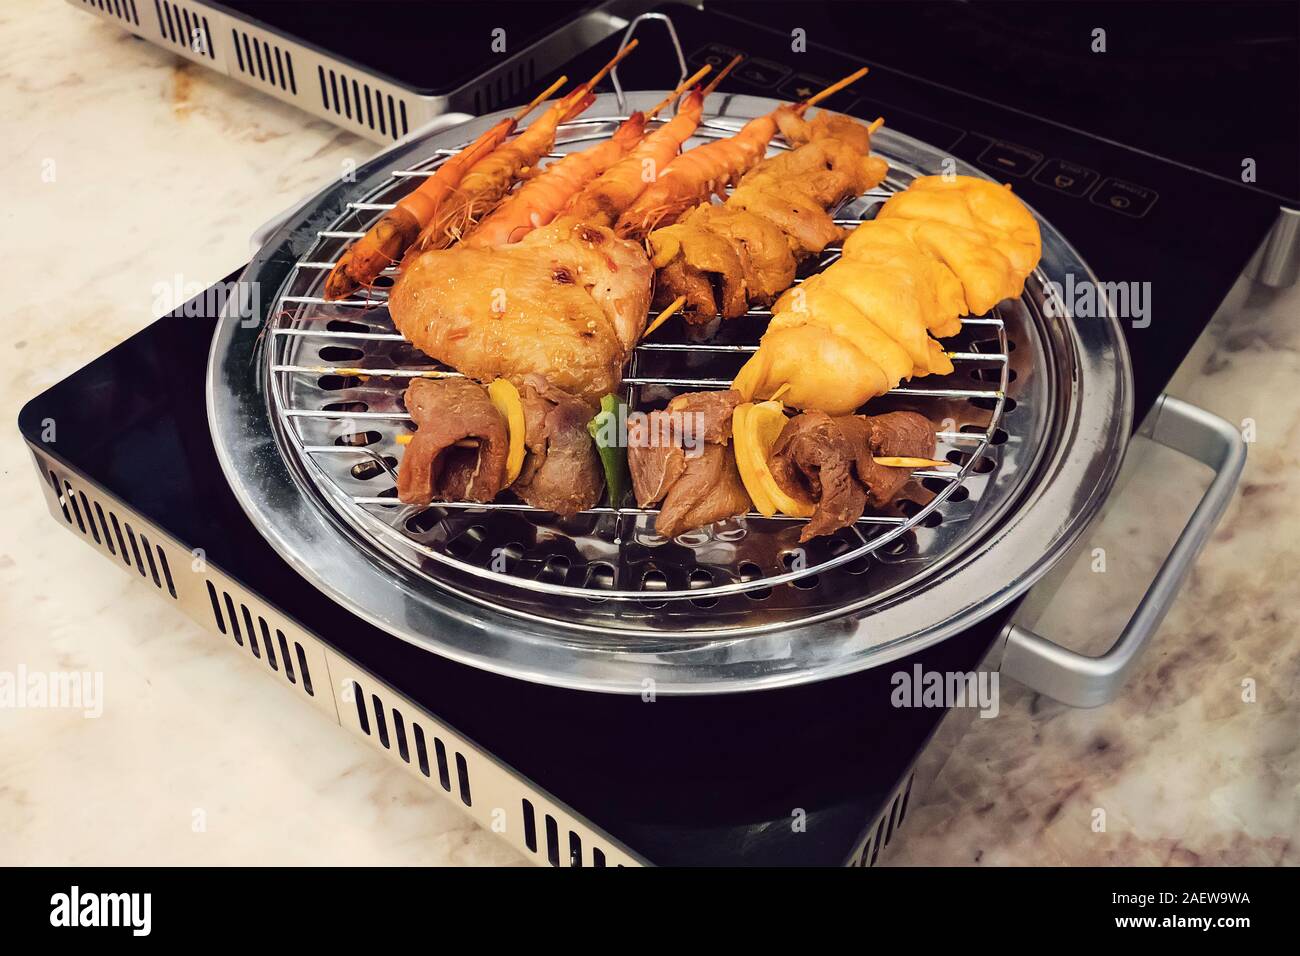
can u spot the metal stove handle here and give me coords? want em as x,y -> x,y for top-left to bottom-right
1000,395 -> 1246,708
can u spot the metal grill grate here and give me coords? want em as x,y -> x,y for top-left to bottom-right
257,110 -> 1044,633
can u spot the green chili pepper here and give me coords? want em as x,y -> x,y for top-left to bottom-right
587,393 -> 628,508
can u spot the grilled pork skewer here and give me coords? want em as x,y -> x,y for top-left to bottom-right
613,67 -> 869,240
648,111 -> 888,324
625,389 -> 937,541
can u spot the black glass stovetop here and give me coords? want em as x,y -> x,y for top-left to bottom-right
545,3 -> 1288,422
21,2 -> 1291,866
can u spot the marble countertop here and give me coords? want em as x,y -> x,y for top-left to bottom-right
1,1 -> 1295,866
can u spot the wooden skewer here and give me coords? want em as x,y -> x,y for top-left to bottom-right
873,456 -> 951,469
642,295 -> 686,339
646,64 -> 714,120
798,66 -> 869,111
579,39 -> 640,96
513,76 -> 568,121
700,54 -> 743,97
394,433 -> 479,450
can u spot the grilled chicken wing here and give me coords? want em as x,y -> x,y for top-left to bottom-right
390,220 -> 652,407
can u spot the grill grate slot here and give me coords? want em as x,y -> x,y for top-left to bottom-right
231,29 -> 295,91
153,0 -> 212,58
853,772 -> 914,867
348,683 -> 467,799
316,65 -> 405,140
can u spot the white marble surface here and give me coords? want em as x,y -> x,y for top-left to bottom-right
1,0 -> 1296,867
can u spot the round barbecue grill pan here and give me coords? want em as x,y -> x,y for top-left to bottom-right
208,91 -> 1135,694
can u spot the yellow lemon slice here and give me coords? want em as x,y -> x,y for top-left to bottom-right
732,401 -> 816,518
487,378 -> 526,485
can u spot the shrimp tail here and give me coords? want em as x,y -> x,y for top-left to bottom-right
323,118 -> 511,299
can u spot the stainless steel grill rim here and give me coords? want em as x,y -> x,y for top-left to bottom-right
208,91 -> 1133,693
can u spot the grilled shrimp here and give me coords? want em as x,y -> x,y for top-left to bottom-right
614,67 -> 868,240
613,108 -> 790,240
560,58 -> 735,227
322,112 -> 520,300
406,42 -> 639,258
465,113 -> 649,247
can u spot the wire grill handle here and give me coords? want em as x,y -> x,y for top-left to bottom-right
1001,395 -> 1246,707
610,11 -> 689,115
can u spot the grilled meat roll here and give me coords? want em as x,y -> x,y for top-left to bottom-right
398,374 -> 603,518
628,389 -> 750,539
513,376 -> 604,516
769,410 -> 935,542
397,378 -> 511,505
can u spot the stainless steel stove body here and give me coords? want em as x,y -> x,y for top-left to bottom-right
25,6 -> 1282,865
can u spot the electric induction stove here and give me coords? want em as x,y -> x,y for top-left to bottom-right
22,1 -> 1291,866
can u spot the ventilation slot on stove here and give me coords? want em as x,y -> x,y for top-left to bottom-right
230,29 -> 297,94
317,66 -> 408,141
851,772 -> 914,867
348,680 -> 471,806
84,0 -> 141,26
471,58 -> 537,115
46,468 -> 177,600
152,0 -> 215,59
519,798 -> 617,867
204,582 -> 315,696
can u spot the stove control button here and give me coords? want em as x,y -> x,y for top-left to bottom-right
690,43 -> 746,73
735,56 -> 792,89
977,140 -> 1043,178
778,73 -> 858,113
1091,177 -> 1159,218
1033,158 -> 1099,198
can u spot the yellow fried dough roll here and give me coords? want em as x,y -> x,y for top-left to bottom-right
734,174 -> 1041,414
733,324 -> 890,416
769,285 -> 913,384
838,220 -> 966,335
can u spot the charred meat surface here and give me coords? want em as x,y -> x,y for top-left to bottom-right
397,378 -> 510,505
513,376 -> 604,516
770,410 -> 935,541
628,389 -> 750,539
